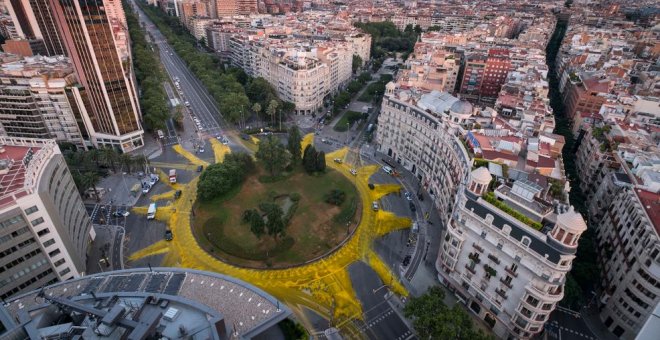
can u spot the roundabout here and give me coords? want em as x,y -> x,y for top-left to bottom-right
128,134 -> 412,337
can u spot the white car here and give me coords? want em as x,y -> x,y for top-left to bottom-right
382,166 -> 393,175
350,168 -> 357,176
404,192 -> 413,201
199,147 -> 205,153
371,201 -> 379,211
142,184 -> 151,194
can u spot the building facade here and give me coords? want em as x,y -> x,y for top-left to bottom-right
4,0 -> 66,56
49,0 -> 144,152
595,187 -> 660,339
0,137 -> 94,300
0,54 -> 87,148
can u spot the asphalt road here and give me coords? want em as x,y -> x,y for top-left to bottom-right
347,262 -> 415,340
131,0 -> 224,139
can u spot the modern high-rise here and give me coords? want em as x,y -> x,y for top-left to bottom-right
4,0 -> 67,56
0,137 -> 94,301
48,0 -> 143,152
216,0 -> 257,18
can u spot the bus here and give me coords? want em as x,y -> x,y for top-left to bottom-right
147,203 -> 157,220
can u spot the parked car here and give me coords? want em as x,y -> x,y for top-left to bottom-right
382,166 -> 393,175
197,165 -> 203,172
113,209 -> 129,217
142,184 -> 151,194
404,192 -> 413,201
165,230 -> 173,241
372,201 -> 379,211
350,168 -> 357,176
174,190 -> 182,199
333,158 -> 342,164
409,202 -> 416,212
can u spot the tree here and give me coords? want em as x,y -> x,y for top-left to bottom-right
197,153 -> 254,201
82,171 -> 101,201
99,148 -> 119,172
358,72 -> 372,83
303,145 -> 315,173
255,135 -> 289,176
352,54 -> 363,74
252,102 -> 262,117
316,150 -> 326,172
266,99 -> 279,127
404,287 -> 493,340
243,209 -> 265,238
347,80 -> 362,94
218,92 -> 250,123
287,126 -> 302,165
264,203 -> 286,239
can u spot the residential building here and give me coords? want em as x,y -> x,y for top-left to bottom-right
574,127 -> 621,202
595,187 -> 660,339
0,54 -> 87,148
217,0 -> 257,18
48,0 -> 144,152
460,49 -> 512,104
0,268 -> 291,339
0,137 -> 94,301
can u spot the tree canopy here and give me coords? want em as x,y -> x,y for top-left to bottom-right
287,126 -> 302,165
197,153 -> 255,201
404,287 -> 493,340
255,135 -> 289,176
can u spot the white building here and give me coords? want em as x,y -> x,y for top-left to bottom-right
0,137 -> 94,300
376,83 -> 585,339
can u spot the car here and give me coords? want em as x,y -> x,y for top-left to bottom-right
240,133 -> 250,140
409,202 -> 416,212
372,201 -> 379,211
165,230 -> 173,241
197,165 -> 203,172
350,168 -> 357,176
221,137 -> 229,145
142,184 -> 151,194
149,178 -> 158,186
402,255 -> 411,266
382,166 -> 393,175
404,192 -> 412,201
184,101 -> 190,106
174,190 -> 182,199
333,158 -> 342,164
113,210 -> 130,217
199,147 -> 205,153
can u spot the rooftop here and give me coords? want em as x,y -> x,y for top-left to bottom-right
0,268 -> 291,340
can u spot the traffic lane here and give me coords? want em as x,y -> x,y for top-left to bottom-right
547,309 -> 596,340
373,231 -> 409,273
348,261 -> 412,340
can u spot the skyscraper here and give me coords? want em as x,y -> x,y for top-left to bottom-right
5,0 -> 66,56
48,0 -> 143,152
4,0 -> 144,152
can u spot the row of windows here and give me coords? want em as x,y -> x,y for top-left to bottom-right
0,248 -> 42,274
0,258 -> 49,287
0,215 -> 26,230
0,269 -> 55,300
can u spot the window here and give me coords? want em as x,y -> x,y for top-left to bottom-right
521,236 -> 531,247
53,259 -> 65,267
24,206 -> 38,215
37,228 -> 50,237
59,268 -> 71,276
526,295 -> 539,307
43,239 -> 55,247
49,249 -> 61,257
31,217 -> 44,226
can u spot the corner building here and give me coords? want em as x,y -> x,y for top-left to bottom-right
376,84 -> 586,339
0,137 -> 94,300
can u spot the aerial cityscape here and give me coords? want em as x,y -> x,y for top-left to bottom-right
0,0 -> 657,339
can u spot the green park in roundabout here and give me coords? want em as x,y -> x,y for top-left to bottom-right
193,146 -> 360,268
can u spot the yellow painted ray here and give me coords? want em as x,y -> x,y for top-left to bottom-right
209,138 -> 231,163
128,240 -> 171,261
173,144 -> 208,166
301,133 -> 314,152
131,206 -> 148,215
366,249 -> 408,297
151,190 -> 176,201
375,211 -> 412,237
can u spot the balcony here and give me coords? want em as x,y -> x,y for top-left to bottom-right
465,263 -> 477,275
488,254 -> 501,265
468,253 -> 481,264
495,288 -> 508,299
500,277 -> 513,289
505,266 -> 519,278
472,243 -> 484,252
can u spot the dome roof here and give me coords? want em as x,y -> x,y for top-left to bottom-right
471,167 -> 492,185
450,100 -> 473,115
556,206 -> 587,233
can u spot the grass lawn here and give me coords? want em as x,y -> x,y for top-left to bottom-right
194,166 -> 359,268
333,111 -> 363,132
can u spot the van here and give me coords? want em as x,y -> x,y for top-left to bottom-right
147,203 -> 157,220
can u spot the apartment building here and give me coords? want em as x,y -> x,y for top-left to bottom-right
0,137 -> 94,300
438,170 -> 586,339
574,127 -> 621,202
217,0 -> 257,18
595,187 -> 659,339
0,54 -> 87,148
460,49 -> 513,103
398,47 -> 460,93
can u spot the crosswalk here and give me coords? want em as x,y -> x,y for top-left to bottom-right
149,161 -> 197,171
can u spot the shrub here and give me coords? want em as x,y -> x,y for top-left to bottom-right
290,192 -> 301,201
324,189 -> 346,206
